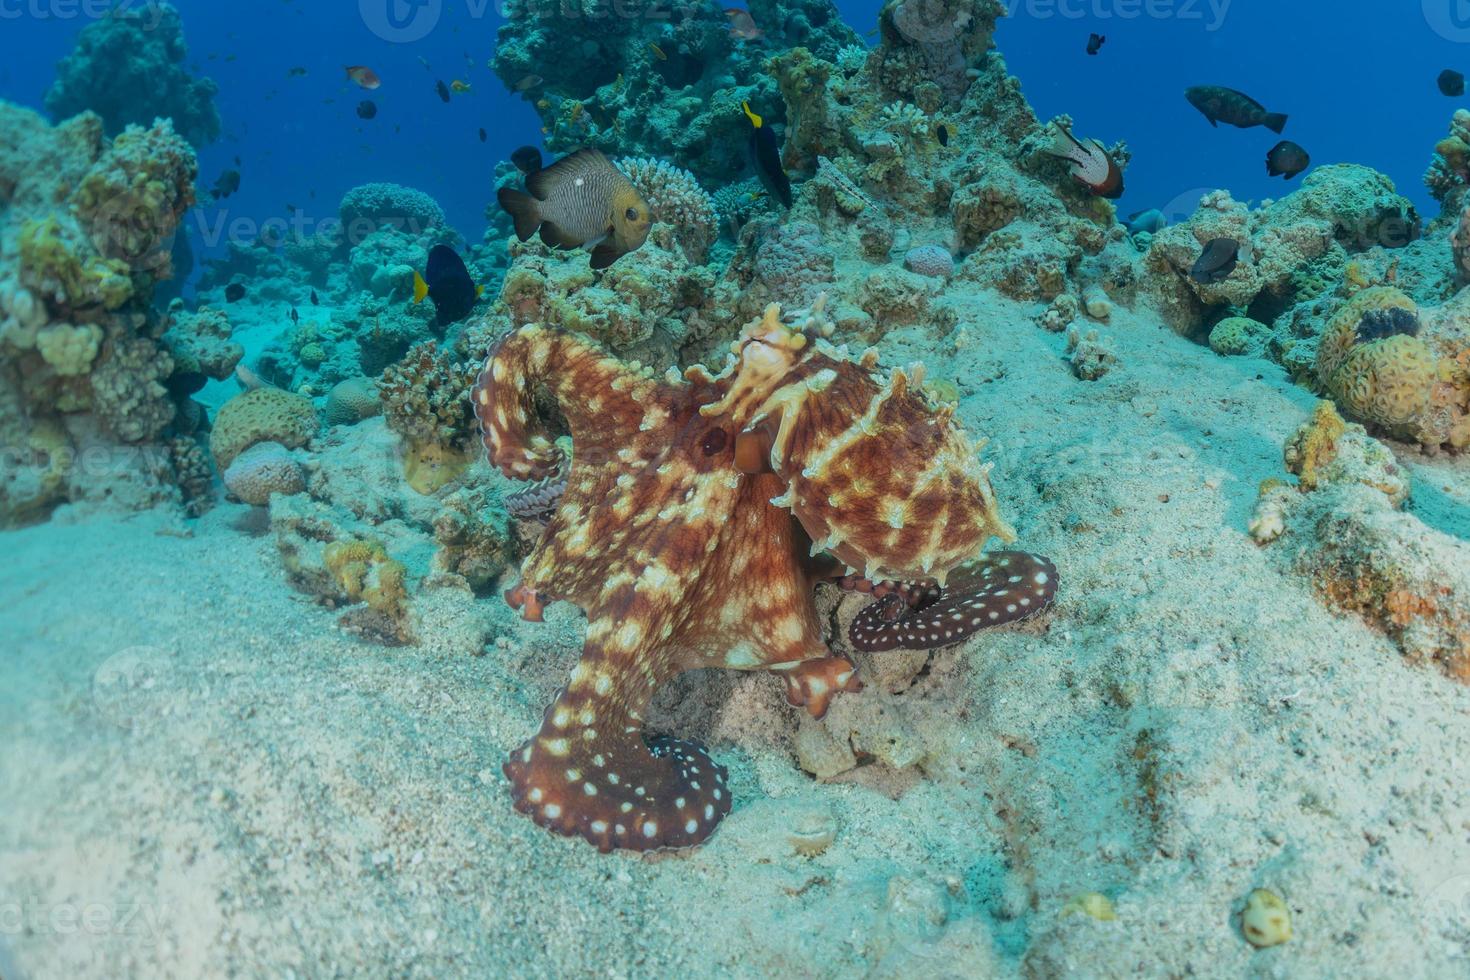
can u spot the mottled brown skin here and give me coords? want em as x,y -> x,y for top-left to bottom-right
473,302 -> 1014,852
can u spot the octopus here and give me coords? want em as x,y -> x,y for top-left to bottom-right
473,299 -> 1056,852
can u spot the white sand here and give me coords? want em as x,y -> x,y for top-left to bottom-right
2,294 -> 1469,977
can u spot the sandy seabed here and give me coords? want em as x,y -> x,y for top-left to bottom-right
3,292 -> 1470,978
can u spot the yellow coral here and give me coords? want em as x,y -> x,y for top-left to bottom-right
323,539 -> 408,620
1315,287 -> 1415,382
209,387 -> 318,469
35,323 -> 103,376
1283,401 -> 1346,491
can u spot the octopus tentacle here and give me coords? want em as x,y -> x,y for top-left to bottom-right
848,551 -> 1058,652
473,324 -> 665,481
503,641 -> 731,853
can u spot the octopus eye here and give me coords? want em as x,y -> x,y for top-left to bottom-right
701,428 -> 728,456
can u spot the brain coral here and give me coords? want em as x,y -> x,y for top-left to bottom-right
210,388 -> 319,469
903,244 -> 955,278
325,377 -> 383,426
616,157 -> 718,263
1316,287 -> 1470,450
223,441 -> 306,506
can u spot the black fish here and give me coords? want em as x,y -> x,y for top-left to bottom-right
310,289 -> 320,306
1265,140 -> 1310,180
511,145 -> 543,175
1190,238 -> 1240,285
224,282 -> 245,302
290,307 -> 299,325
436,79 -> 450,103
1185,86 -> 1287,134
211,169 -> 241,200
413,244 -> 482,326
1086,33 -> 1105,55
742,101 -> 792,208
479,128 -> 488,143
935,123 -> 949,146
1439,69 -> 1465,97
357,100 -> 378,119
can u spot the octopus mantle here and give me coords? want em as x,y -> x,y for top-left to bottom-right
473,300 -> 1049,852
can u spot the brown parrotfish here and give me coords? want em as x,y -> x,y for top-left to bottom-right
1185,86 -> 1287,134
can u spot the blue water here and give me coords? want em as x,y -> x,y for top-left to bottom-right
0,1 -> 1460,249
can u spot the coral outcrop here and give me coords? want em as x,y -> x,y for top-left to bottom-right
1254,403 -> 1470,681
1313,287 -> 1470,451
43,2 -> 220,147
0,101 -> 205,524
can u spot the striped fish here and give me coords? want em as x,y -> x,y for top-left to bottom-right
1044,122 -> 1124,199
497,148 -> 652,269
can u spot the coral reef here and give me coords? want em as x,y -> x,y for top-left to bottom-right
1146,167 -> 1421,335
473,299 -> 1048,852
0,101 -> 203,524
491,0 -> 860,187
378,341 -> 481,494
43,3 -> 220,147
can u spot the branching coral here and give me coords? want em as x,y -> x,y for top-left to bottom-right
378,341 -> 481,494
616,157 -> 719,263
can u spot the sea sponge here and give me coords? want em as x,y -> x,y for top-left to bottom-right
324,376 -> 382,426
222,441 -> 306,506
210,387 -> 318,469
35,323 -> 103,376
616,157 -> 718,263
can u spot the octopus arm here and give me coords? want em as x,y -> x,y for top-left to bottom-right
504,586 -> 732,852
848,551 -> 1057,652
473,324 -> 667,482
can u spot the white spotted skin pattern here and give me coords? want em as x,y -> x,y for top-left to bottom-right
848,552 -> 1058,652
471,306 -> 1023,852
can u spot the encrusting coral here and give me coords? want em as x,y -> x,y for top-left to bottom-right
472,298 -> 1054,852
378,341 -> 481,494
1254,402 -> 1469,681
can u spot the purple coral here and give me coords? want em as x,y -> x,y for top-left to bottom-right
755,221 -> 835,306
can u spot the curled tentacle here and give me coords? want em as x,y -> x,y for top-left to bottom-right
848,551 -> 1057,652
505,474 -> 567,525
504,646 -> 732,853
